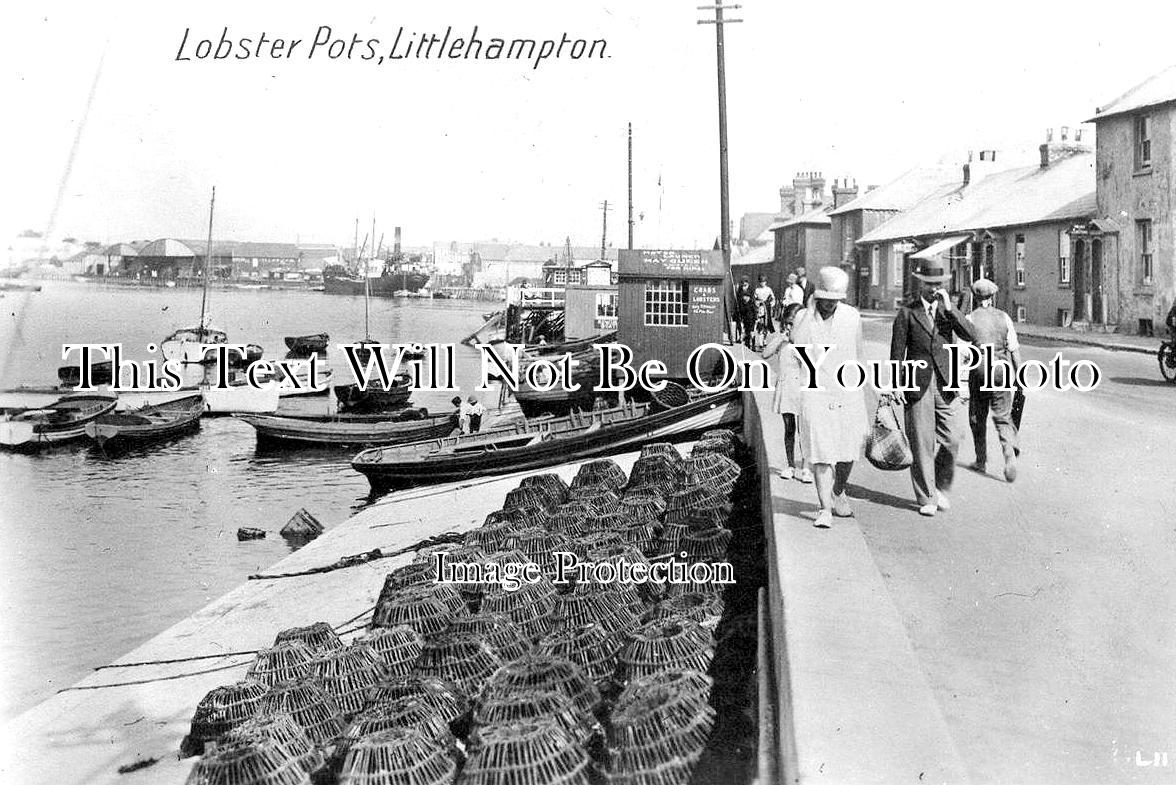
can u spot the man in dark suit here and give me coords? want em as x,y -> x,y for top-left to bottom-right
890,256 -> 977,516
796,266 -> 816,307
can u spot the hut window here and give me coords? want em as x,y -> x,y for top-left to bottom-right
644,280 -> 689,326
595,292 -> 618,318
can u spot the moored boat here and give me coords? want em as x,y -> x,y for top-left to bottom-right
334,373 -> 413,413
57,360 -> 114,388
0,392 -> 118,449
350,386 -> 741,490
83,394 -> 204,450
284,333 -> 330,355
235,409 -> 456,447
202,382 -> 280,414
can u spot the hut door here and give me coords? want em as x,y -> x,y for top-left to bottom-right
1072,239 -> 1086,321
1091,239 -> 1104,324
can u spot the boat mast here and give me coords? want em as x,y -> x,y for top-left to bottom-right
199,186 -> 216,338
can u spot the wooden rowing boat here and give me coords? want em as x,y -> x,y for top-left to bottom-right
83,394 -> 204,450
235,409 -> 457,447
350,387 -> 741,490
0,392 -> 118,449
334,373 -> 413,413
284,333 -> 329,355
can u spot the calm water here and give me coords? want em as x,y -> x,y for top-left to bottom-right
0,282 -> 492,720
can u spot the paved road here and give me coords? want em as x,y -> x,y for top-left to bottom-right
828,314 -> 1176,784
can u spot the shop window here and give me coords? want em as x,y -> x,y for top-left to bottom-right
644,280 -> 689,326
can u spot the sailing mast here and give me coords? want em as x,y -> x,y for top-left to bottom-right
199,186 -> 216,338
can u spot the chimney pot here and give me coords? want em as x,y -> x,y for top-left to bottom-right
1046,127 -> 1054,142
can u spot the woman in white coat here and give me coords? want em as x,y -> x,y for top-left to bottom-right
789,266 -> 869,528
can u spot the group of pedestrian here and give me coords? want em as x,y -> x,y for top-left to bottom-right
735,266 -> 815,351
450,395 -> 485,434
767,259 -> 1024,528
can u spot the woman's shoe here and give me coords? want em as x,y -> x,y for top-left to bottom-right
778,466 -> 795,480
918,503 -> 937,517
796,468 -> 814,484
813,509 -> 833,528
832,493 -> 854,517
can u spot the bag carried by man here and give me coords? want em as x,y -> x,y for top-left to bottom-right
866,392 -> 913,471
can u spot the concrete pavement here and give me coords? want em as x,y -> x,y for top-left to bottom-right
764,327 -> 1176,784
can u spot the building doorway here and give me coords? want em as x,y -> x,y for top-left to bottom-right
1073,239 -> 1086,321
1091,239 -> 1103,324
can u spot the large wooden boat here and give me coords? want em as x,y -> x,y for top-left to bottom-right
284,333 -> 329,355
334,373 -> 413,413
57,360 -> 113,388
83,394 -> 204,450
350,387 -> 741,490
0,392 -> 118,449
235,409 -> 457,447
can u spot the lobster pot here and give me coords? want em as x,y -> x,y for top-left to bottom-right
380,561 -> 441,596
312,645 -> 391,718
625,456 -> 683,496
338,727 -> 457,785
548,588 -> 638,639
473,689 -> 597,746
447,613 -> 533,663
570,459 -> 628,492
583,546 -> 661,605
566,484 -> 621,516
546,500 -> 594,537
699,429 -> 737,446
507,503 -> 553,530
221,712 -> 323,773
569,531 -> 626,560
479,581 -> 557,643
353,626 -> 425,678
518,473 -> 571,506
185,735 -> 317,785
680,454 -> 741,495
688,439 -> 734,461
338,698 -> 459,759
365,675 -> 470,724
413,632 -> 504,695
504,485 -> 558,515
508,529 -> 575,577
247,641 -> 318,688
617,519 -> 659,557
415,543 -> 486,567
680,526 -> 732,563
536,623 -> 621,688
656,522 -> 688,558
372,585 -> 456,637
275,622 -> 343,656
607,678 -> 716,782
614,619 -> 715,687
479,653 -> 601,716
637,442 -> 684,465
460,719 -> 589,785
617,492 -> 668,524
663,487 -> 730,526
643,593 -> 724,632
259,680 -> 348,746
464,520 -> 524,553
184,680 -> 268,755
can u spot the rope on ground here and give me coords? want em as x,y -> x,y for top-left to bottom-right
61,659 -> 251,692
247,532 -> 465,580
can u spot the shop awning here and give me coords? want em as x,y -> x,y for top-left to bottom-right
911,235 -> 970,260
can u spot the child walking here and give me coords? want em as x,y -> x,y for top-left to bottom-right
762,303 -> 813,483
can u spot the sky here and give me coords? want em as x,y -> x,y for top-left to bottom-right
3,0 -> 1176,252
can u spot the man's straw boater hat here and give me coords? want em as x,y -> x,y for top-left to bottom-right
912,257 -> 951,283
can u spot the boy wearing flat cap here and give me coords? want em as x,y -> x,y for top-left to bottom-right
965,278 -> 1021,481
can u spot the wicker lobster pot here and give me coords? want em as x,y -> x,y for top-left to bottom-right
680,454 -> 741,495
473,688 -> 597,746
446,613 -> 533,664
257,679 -> 347,746
642,593 -> 724,632
569,531 -> 626,561
365,675 -> 470,723
479,580 -> 558,643
545,500 -> 595,537
312,644 -> 390,718
337,727 -> 457,785
246,641 -> 318,688
535,623 -> 621,688
463,522 -> 520,554
625,456 -> 683,496
274,621 -> 343,656
411,631 -> 504,695
680,526 -> 732,563
637,442 -> 684,465
183,680 -> 268,755
548,587 -> 639,639
566,484 -> 621,516
372,584 -> 457,637
185,734 -> 317,785
506,528 -> 575,577
662,487 -> 730,525
479,653 -> 601,716
336,697 -> 459,760
519,472 -> 571,503
352,626 -> 425,678
607,672 -> 716,780
504,485 -> 558,515
460,719 -> 590,785
415,542 -> 486,567
220,712 -> 323,774
570,459 -> 628,491
614,619 -> 715,687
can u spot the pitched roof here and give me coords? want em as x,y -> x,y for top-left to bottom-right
730,242 -> 776,267
858,152 -> 1095,244
826,166 -> 960,216
769,205 -> 831,231
1088,65 -> 1176,121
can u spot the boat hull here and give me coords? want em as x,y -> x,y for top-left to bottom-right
0,393 -> 119,449
351,389 -> 741,489
83,394 -> 205,450
202,384 -> 280,414
236,412 -> 456,447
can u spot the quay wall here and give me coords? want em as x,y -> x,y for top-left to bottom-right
744,389 -> 970,784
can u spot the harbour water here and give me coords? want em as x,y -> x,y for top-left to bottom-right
0,282 -> 492,720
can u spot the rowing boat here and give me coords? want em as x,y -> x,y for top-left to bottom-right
334,373 -> 413,413
0,392 -> 118,449
284,333 -> 329,355
350,386 -> 741,490
235,409 -> 457,447
83,394 -> 204,450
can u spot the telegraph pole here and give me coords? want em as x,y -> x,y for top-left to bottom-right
627,123 -> 635,250
599,200 -> 612,261
698,2 -> 741,266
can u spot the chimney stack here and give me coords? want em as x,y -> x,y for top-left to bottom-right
1039,126 -> 1091,168
394,226 -> 402,255
962,150 -> 999,187
832,177 -> 859,208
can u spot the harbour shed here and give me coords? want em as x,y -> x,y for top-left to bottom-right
563,281 -> 618,338
617,249 -> 727,379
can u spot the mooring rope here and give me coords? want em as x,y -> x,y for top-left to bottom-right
247,532 -> 464,580
63,659 -> 251,692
